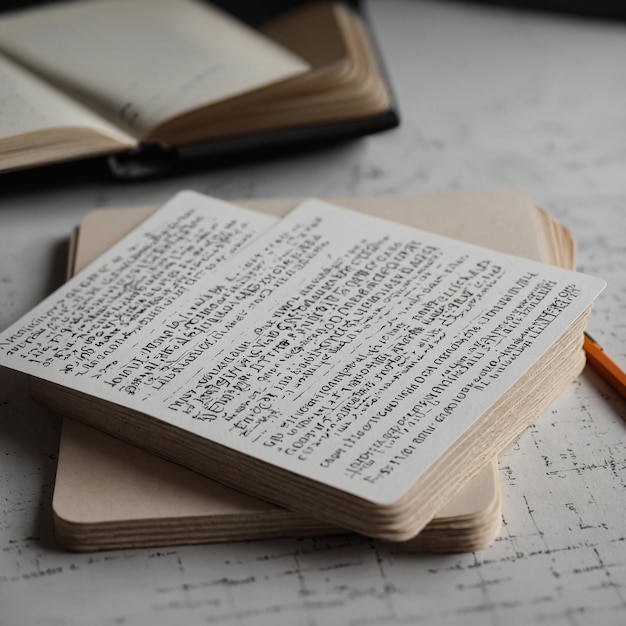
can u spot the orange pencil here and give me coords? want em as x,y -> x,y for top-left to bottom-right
583,333 -> 626,400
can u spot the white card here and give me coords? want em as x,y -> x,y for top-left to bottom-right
0,194 -> 605,504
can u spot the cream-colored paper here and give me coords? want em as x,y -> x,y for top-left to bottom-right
0,0 -> 308,136
0,53 -> 136,170
54,191 -> 523,553
54,420 -> 501,552
0,53 -> 134,144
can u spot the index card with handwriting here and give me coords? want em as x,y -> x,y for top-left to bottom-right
0,192 -> 604,537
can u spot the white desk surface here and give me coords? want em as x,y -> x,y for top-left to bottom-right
1,1 -> 625,624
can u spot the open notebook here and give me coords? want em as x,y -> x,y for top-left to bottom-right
50,190 -> 575,552
0,0 -> 398,177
